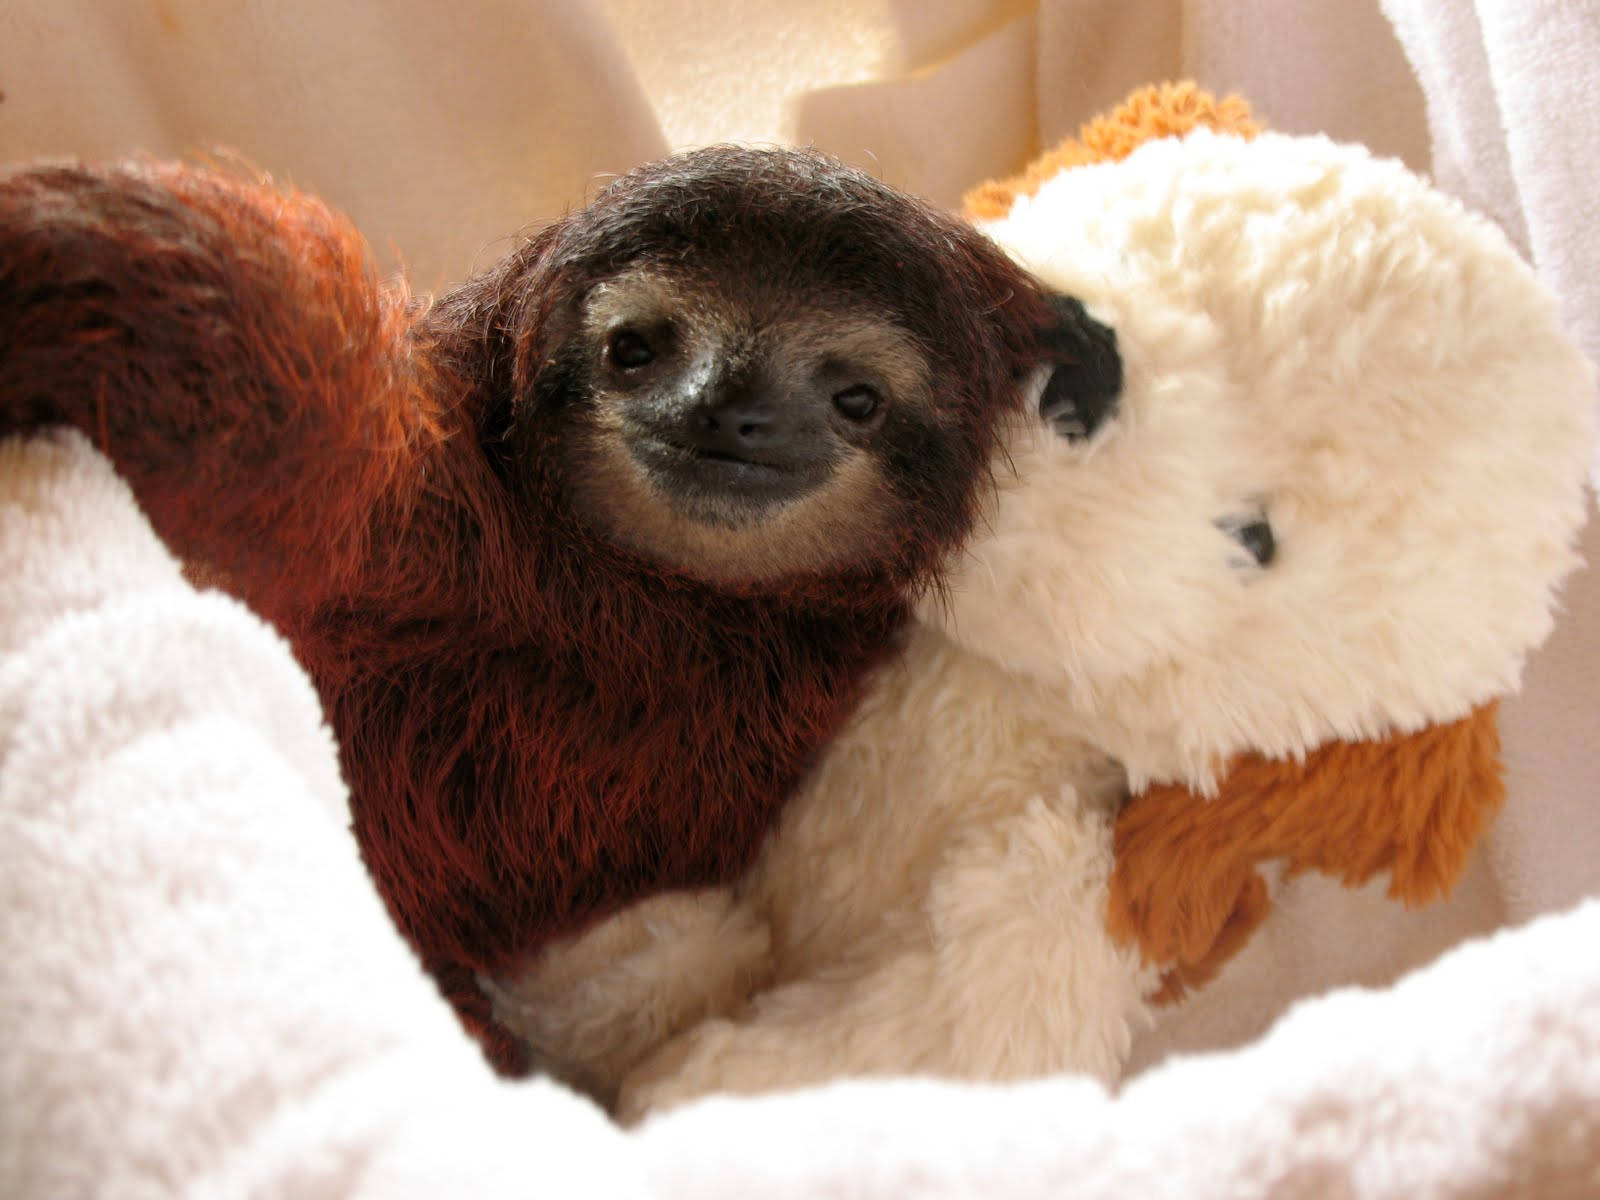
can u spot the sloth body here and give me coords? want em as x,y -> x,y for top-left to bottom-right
0,147 -> 1079,1063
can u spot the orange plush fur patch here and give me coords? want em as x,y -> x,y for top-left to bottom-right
962,81 -> 1260,221
1109,704 -> 1505,1002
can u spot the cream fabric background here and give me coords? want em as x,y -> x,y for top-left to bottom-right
0,0 -> 1429,287
2,0 -> 1595,1074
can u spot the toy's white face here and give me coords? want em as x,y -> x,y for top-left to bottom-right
926,132 -> 1594,788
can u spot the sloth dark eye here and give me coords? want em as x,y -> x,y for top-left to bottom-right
832,384 -> 880,422
608,329 -> 655,369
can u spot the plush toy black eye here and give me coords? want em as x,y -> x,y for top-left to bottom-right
1216,511 -> 1276,569
832,384 -> 880,421
609,329 -> 655,369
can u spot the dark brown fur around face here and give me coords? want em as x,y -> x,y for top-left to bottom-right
0,146 -> 1090,1069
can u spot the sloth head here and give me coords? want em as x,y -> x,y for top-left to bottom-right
449,145 -> 1106,588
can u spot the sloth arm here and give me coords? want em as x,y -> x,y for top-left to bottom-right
0,160 -> 461,619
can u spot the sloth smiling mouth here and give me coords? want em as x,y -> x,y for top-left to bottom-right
684,443 -> 770,467
632,435 -> 825,512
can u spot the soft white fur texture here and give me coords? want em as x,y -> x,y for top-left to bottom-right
495,130 -> 1596,1118
950,129 -> 1595,790
490,623 -> 1152,1111
608,630 -> 1153,1116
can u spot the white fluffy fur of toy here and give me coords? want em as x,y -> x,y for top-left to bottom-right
493,130 -> 1596,1118
952,130 -> 1594,792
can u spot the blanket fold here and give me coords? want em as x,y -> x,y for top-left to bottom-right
0,432 -> 640,1199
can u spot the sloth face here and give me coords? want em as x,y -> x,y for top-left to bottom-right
558,264 -> 942,583
480,144 -> 1109,587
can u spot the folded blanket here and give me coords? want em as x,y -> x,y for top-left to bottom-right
4,430 -> 1599,1198
0,432 -> 640,1197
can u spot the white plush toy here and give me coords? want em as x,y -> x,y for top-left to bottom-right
490,125 -> 1596,1120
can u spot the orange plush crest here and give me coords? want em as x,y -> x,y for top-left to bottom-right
963,81 -> 1260,221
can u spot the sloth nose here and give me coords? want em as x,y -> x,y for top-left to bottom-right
684,395 -> 786,459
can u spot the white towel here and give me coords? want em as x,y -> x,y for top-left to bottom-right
1383,0 -> 1600,375
0,431 -> 640,1198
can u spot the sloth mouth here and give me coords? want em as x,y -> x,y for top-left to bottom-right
631,436 -> 823,518
644,435 -> 790,474
685,444 -> 777,468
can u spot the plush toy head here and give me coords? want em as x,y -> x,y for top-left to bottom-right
949,126 -> 1593,788
944,89 -> 1595,994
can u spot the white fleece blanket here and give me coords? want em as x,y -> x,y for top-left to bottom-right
3,431 -> 1599,1199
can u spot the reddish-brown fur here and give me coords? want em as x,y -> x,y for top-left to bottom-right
0,149 -> 1068,1067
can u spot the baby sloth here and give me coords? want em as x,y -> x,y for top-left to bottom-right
0,145 -> 1099,1067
